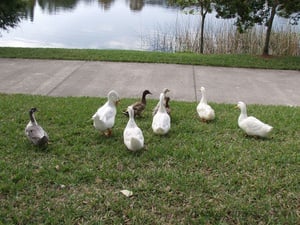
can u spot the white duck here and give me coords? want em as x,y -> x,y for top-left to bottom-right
197,87 -> 215,122
92,90 -> 120,136
25,107 -> 49,146
152,92 -> 171,135
236,101 -> 273,138
123,106 -> 144,151
152,88 -> 170,116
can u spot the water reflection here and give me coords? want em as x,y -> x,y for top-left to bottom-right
0,0 -> 176,49
98,0 -> 115,10
37,0 -> 79,13
34,0 -> 168,14
0,0 -> 170,26
0,0 -> 297,52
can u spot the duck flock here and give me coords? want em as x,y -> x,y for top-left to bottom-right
25,87 -> 273,150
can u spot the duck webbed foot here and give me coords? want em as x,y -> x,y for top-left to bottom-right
104,129 -> 112,137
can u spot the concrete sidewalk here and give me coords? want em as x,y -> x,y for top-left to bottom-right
0,58 -> 299,106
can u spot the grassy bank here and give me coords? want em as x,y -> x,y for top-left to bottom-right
0,93 -> 299,224
0,47 -> 299,70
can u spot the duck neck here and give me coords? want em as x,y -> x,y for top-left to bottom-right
108,99 -> 116,107
239,106 -> 248,121
128,109 -> 137,127
200,91 -> 207,104
158,94 -> 166,113
29,111 -> 37,124
165,98 -> 169,108
141,92 -> 148,105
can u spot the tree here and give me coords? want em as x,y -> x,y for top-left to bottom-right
173,0 -> 214,54
215,0 -> 300,55
0,0 -> 26,33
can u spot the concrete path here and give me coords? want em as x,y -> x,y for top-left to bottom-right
0,58 -> 299,106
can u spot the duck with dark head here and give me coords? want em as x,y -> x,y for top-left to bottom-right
25,107 -> 49,146
123,89 -> 152,117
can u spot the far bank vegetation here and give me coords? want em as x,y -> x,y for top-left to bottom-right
146,20 -> 299,56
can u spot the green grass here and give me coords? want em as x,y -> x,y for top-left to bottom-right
0,47 -> 299,70
0,93 -> 299,224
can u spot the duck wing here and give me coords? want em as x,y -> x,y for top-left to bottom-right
152,112 -> 170,134
240,116 -> 272,137
132,102 -> 145,116
25,124 -> 48,145
124,127 -> 144,151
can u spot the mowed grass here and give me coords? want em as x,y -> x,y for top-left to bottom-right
0,47 -> 300,70
0,93 -> 299,224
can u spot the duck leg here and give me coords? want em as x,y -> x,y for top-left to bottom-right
104,128 -> 112,137
198,117 -> 207,123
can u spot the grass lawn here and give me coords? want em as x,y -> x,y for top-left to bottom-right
0,47 -> 299,70
0,93 -> 299,224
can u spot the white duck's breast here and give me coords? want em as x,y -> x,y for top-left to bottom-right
197,103 -> 215,120
93,103 -> 116,130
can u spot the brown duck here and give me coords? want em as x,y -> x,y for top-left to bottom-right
123,90 -> 152,117
153,96 -> 171,116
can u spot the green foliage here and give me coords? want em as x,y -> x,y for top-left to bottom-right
215,0 -> 265,32
170,0 -> 214,53
0,0 -> 26,32
0,93 -> 299,224
214,0 -> 300,55
215,0 -> 300,31
171,0 -> 213,12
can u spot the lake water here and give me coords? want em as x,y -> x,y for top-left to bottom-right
0,0 -> 298,51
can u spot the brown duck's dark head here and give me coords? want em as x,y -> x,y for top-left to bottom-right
143,90 -> 152,96
141,90 -> 152,104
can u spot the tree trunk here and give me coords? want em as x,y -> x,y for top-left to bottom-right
200,10 -> 207,54
263,3 -> 277,56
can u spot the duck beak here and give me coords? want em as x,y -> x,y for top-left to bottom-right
116,100 -> 120,106
234,105 -> 239,109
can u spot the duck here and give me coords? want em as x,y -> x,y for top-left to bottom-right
25,107 -> 49,146
92,90 -> 120,136
123,90 -> 152,117
123,106 -> 144,151
197,87 -> 215,122
236,101 -> 273,138
152,92 -> 171,135
152,88 -> 170,116
165,96 -> 171,115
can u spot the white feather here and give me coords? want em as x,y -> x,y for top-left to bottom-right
123,106 -> 144,151
152,93 -> 171,135
237,101 -> 273,138
197,87 -> 215,121
25,108 -> 48,146
92,90 -> 119,132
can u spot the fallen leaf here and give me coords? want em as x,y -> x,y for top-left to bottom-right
120,190 -> 133,197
